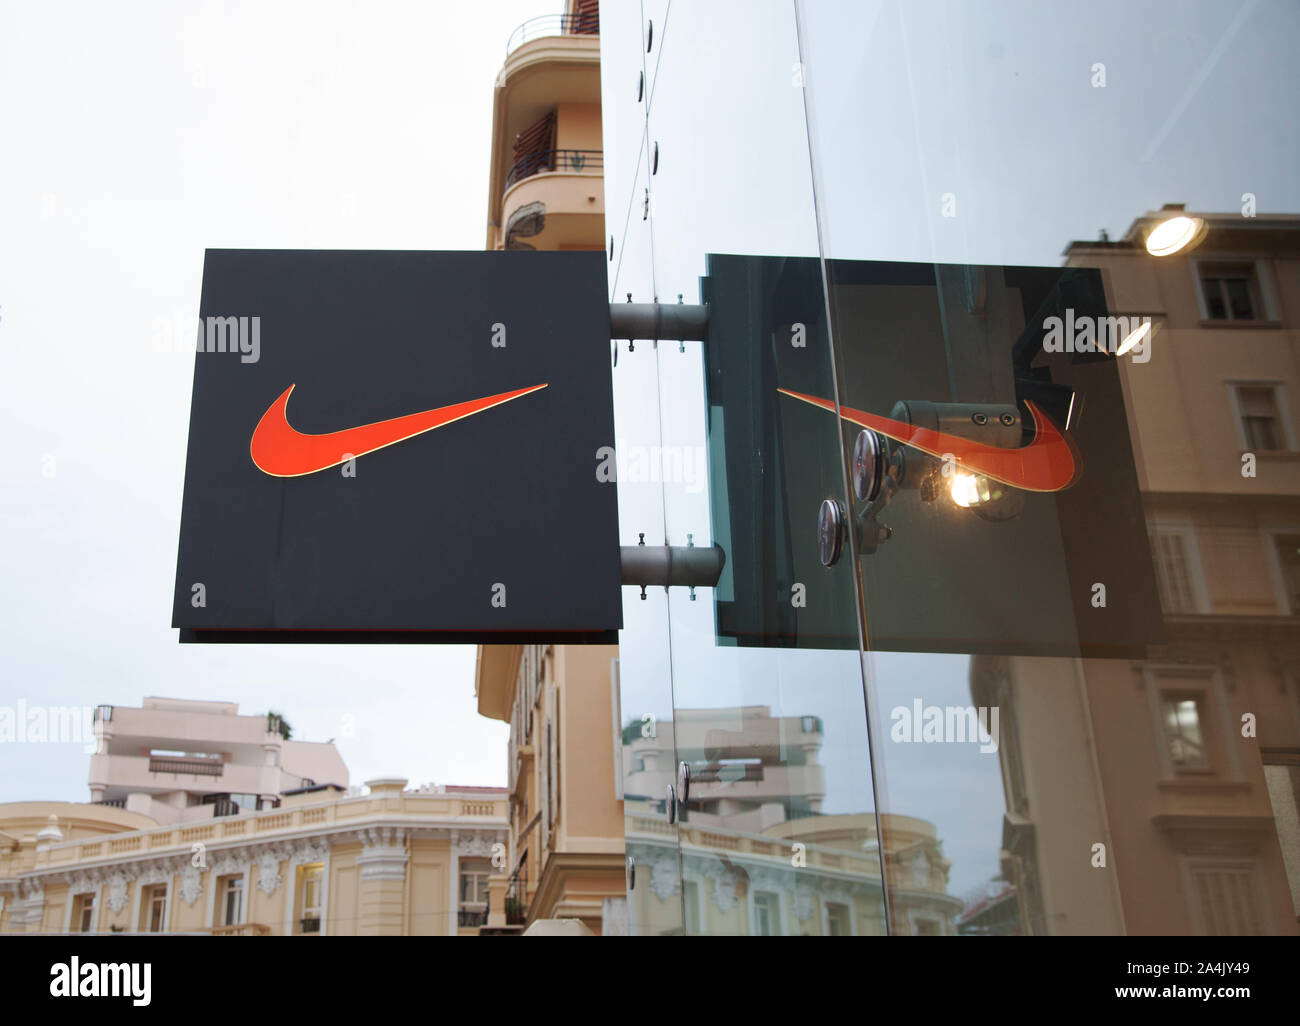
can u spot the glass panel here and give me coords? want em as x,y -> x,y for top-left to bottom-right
799,0 -> 1300,936
602,0 -> 684,936
640,0 -> 887,935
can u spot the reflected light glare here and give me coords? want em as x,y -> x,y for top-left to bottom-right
950,472 -> 990,508
1145,215 -> 1202,256
1115,320 -> 1152,356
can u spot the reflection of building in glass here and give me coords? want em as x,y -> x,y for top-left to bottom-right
956,877 -> 1021,936
973,208 -> 1300,935
626,708 -> 962,935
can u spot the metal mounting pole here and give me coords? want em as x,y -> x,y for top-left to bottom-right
610,302 -> 720,596
610,302 -> 709,342
620,543 -> 725,590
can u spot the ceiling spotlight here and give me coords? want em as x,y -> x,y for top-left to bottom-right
950,472 -> 993,509
1145,215 -> 1204,257
1114,319 -> 1152,357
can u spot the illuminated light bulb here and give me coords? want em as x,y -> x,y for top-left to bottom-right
950,471 -> 992,508
1115,319 -> 1152,357
1145,215 -> 1203,256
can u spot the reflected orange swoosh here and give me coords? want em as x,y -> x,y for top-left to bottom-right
777,389 -> 1079,492
250,383 -> 548,477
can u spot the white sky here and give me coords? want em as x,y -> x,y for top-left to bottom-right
0,0 -> 562,803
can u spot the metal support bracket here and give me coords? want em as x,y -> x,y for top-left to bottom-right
610,301 -> 709,345
620,542 -> 726,593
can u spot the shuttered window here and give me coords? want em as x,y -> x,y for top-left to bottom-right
1148,526 -> 1206,613
1188,862 -> 1264,935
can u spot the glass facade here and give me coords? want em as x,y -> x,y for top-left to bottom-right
603,0 -> 1300,935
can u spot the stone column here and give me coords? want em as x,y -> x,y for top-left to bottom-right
356,828 -> 408,935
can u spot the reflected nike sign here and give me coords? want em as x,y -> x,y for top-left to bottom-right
250,382 -> 548,477
778,388 -> 1079,492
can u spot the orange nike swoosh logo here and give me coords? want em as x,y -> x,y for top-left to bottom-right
250,383 -> 548,477
778,389 -> 1079,492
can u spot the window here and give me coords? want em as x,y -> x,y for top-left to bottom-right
1273,534 -> 1300,614
825,901 -> 851,936
1148,526 -> 1208,613
299,864 -> 322,933
1144,666 -> 1239,782
1161,695 -> 1209,770
459,860 -> 490,905
1233,385 -> 1285,451
752,891 -> 781,936
683,879 -> 701,933
1199,263 -> 1263,321
1186,860 -> 1265,935
140,884 -> 167,933
71,893 -> 95,933
219,874 -> 244,926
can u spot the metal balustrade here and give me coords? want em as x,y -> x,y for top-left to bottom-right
504,149 -> 603,192
505,10 -> 598,56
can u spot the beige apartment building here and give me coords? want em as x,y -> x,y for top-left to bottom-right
0,697 -> 506,936
487,0 -> 601,252
88,696 -> 347,821
975,207 -> 1300,935
475,644 -> 625,935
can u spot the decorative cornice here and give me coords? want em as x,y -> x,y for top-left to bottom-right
255,849 -> 285,896
356,828 -> 408,881
180,864 -> 202,905
12,820 -> 505,894
106,871 -> 129,913
451,830 -> 498,858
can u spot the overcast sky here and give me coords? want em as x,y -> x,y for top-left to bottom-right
0,0 -> 561,803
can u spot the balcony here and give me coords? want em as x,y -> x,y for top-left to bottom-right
500,149 -> 604,250
486,5 -> 601,251
210,923 -> 271,936
88,753 -> 277,799
505,867 -> 529,925
458,907 -> 488,928
504,148 -> 602,192
300,916 -> 321,934
506,9 -> 599,57
210,797 -> 240,817
148,755 -> 223,776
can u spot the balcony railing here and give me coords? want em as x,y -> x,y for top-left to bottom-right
504,149 -> 602,192
300,916 -> 321,934
505,867 -> 529,925
148,755 -> 223,776
92,798 -> 126,809
210,923 -> 270,936
505,10 -> 599,56
458,907 -> 488,928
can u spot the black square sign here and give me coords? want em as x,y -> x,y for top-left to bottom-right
173,250 -> 621,643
